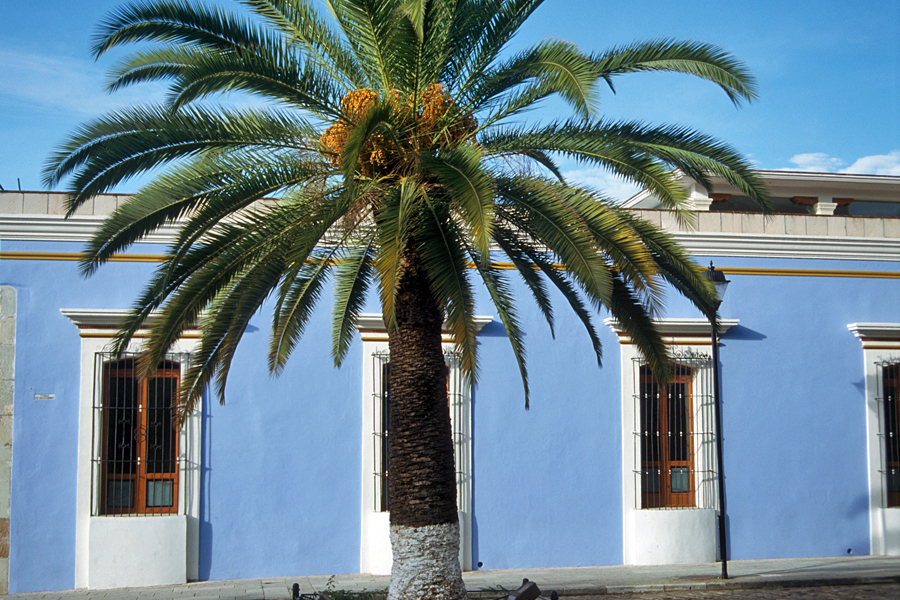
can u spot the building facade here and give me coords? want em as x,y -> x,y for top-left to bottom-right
0,171 -> 898,593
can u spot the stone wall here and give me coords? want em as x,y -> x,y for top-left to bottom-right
0,285 -> 15,594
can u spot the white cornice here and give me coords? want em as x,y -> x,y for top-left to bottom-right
1,215 -> 180,243
624,171 -> 900,207
605,317 -> 739,339
750,171 -> 900,200
848,323 -> 900,341
669,231 -> 900,261
61,309 -> 201,337
5,216 -> 898,262
356,313 -> 492,334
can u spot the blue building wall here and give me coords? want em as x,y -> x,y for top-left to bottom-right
4,240 -> 164,592
713,257 -> 897,561
470,297 -> 624,570
2,235 -> 899,591
198,299 -> 363,581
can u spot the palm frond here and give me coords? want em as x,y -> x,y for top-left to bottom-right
185,245 -> 288,408
374,179 -> 420,333
324,0 -> 399,89
606,271 -> 671,385
450,0 -> 546,95
43,105 -> 312,210
421,145 -> 495,260
490,222 -> 556,337
244,0 -> 365,88
468,254 -> 530,406
268,189 -> 374,373
591,38 -> 758,105
104,46 -> 199,91
52,0 -> 767,423
80,151 -> 324,275
92,0 -> 271,57
494,176 -> 614,311
417,193 -> 479,382
331,240 -> 377,365
482,121 -> 693,218
611,207 -> 719,320
463,39 -> 599,119
167,46 -> 345,117
492,215 -> 605,368
269,253 -> 334,376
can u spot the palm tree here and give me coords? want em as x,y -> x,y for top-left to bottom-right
45,1 -> 770,598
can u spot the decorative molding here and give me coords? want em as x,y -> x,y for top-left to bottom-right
605,317 -> 739,345
790,196 -> 819,206
11,250 -> 900,279
624,170 -> 900,207
4,214 -> 900,262
356,313 -> 492,342
2,252 -> 165,263
61,309 -> 201,338
722,267 -> 900,280
848,323 -> 900,349
668,231 -> 900,262
0,215 -> 180,243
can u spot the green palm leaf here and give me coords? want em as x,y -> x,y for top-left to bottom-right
47,1 -> 772,593
591,38 -> 758,105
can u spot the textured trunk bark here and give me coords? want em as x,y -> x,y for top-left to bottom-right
388,522 -> 465,600
386,245 -> 466,600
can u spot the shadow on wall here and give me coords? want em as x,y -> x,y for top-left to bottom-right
847,493 -> 869,520
198,400 -> 213,581
470,382 -> 480,571
477,320 -> 509,338
724,325 -> 766,342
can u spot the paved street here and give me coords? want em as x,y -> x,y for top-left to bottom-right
567,583 -> 900,598
5,556 -> 900,600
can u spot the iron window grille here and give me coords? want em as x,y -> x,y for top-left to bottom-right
91,352 -> 191,516
876,359 -> 900,508
633,350 -> 718,510
371,349 -> 468,513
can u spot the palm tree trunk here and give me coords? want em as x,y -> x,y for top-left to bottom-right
386,245 -> 466,600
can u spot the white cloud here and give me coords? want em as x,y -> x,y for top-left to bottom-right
781,151 -> 900,176
560,167 -> 642,202
841,151 -> 900,176
786,152 -> 845,172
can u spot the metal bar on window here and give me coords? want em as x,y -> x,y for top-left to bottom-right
372,351 -> 390,513
876,360 -> 900,508
91,351 -> 189,516
371,349 -> 465,514
633,350 -> 715,510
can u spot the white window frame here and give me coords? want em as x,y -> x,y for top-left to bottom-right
848,322 -> 900,556
92,351 -> 190,516
356,313 -> 490,575
606,317 -> 737,566
62,310 -> 202,589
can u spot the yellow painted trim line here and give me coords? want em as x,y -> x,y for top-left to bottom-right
0,251 -> 165,263
3,252 -> 899,279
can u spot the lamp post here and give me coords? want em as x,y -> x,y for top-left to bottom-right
705,262 -> 730,580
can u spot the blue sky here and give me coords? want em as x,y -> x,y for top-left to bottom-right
2,0 -> 898,198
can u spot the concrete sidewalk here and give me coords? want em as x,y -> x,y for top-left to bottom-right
7,556 -> 900,600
